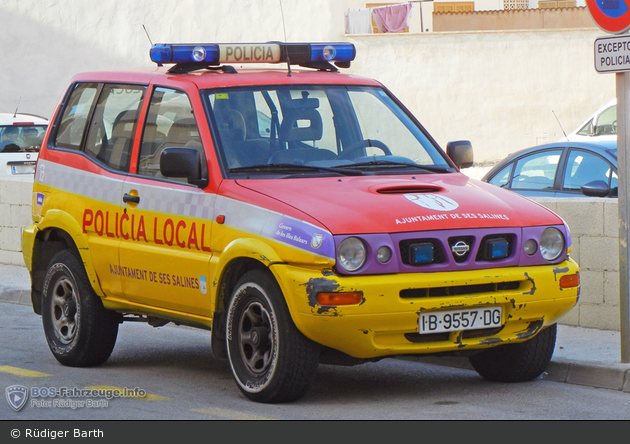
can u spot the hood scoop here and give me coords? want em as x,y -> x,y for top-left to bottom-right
375,185 -> 444,194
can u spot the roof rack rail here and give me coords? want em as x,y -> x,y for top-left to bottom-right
166,63 -> 238,74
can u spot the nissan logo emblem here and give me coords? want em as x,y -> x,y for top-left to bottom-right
451,241 -> 470,256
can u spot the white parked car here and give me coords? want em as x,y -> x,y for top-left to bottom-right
560,99 -> 616,142
0,112 -> 48,177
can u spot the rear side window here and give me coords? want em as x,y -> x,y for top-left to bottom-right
83,84 -> 146,172
54,83 -> 98,150
563,149 -> 617,192
53,82 -> 146,173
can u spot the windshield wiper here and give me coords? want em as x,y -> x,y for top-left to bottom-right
230,163 -> 365,176
345,160 -> 456,173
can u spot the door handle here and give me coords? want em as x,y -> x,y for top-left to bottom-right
123,193 -> 140,204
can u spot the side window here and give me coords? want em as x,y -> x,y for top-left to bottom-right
84,84 -> 146,172
138,87 -> 204,180
511,149 -> 562,190
593,105 -> 617,136
563,150 -> 616,191
487,163 -> 512,188
54,83 -> 98,150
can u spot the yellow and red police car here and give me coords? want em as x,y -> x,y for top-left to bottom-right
22,42 -> 580,403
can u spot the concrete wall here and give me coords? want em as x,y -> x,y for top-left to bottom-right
1,176 -> 622,331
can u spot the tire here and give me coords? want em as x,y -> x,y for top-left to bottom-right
469,323 -> 557,383
226,269 -> 320,403
41,250 -> 119,367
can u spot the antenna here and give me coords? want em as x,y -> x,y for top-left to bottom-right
279,0 -> 291,76
142,25 -> 154,46
13,97 -> 21,118
552,110 -> 568,139
143,25 -> 163,67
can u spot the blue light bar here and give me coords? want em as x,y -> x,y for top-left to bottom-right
309,43 -> 356,62
149,42 -> 356,67
150,44 -> 221,64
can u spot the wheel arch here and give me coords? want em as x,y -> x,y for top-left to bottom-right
210,256 -> 271,360
29,213 -> 102,314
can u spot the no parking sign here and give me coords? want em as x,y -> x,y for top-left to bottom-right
586,0 -> 630,34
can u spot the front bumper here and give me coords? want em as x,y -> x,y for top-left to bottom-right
273,258 -> 579,359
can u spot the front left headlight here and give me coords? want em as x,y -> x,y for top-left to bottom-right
337,237 -> 367,272
540,227 -> 564,261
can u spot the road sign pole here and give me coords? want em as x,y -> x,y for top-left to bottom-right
587,0 -> 630,363
617,69 -> 630,362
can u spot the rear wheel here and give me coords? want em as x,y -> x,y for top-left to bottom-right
226,269 -> 320,403
42,250 -> 119,367
469,323 -> 557,382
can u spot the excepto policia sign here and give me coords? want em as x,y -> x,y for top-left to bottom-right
595,34 -> 630,73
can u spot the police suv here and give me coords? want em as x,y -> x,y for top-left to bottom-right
22,42 -> 580,403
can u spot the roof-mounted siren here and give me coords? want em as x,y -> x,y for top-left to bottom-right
149,42 -> 356,73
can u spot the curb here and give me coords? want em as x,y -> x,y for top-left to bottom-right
546,359 -> 630,392
391,352 -> 630,394
1,286 -> 31,307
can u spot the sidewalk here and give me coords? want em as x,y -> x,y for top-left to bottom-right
1,262 -> 629,393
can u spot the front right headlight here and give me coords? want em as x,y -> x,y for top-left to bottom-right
540,227 -> 564,261
337,237 -> 367,272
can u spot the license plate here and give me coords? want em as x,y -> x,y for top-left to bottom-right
11,164 -> 35,175
419,307 -> 502,334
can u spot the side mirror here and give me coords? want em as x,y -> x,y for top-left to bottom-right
446,140 -> 474,169
580,180 -> 612,197
160,147 -> 208,188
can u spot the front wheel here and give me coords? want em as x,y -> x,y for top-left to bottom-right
41,250 -> 119,367
226,269 -> 320,403
468,323 -> 557,382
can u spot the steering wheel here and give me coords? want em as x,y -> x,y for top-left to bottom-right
338,139 -> 392,160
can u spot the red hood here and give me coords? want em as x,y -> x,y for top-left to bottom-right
233,173 -> 562,235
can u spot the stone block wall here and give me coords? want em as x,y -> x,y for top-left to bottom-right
532,197 -> 621,330
0,177 -> 33,266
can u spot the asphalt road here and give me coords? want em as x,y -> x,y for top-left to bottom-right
1,302 -> 629,422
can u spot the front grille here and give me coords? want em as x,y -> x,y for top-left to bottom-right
404,326 -> 504,343
397,229 -> 518,269
400,280 -> 521,298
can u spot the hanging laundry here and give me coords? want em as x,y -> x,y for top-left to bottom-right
345,8 -> 373,34
372,3 -> 412,33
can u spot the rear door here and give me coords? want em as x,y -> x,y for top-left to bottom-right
45,82 -> 146,298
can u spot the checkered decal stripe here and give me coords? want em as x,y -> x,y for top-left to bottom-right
37,159 -> 215,219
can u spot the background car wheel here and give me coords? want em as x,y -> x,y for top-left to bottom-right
42,250 -> 119,367
226,269 -> 320,403
468,323 -> 557,383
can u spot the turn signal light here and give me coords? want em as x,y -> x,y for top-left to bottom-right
559,273 -> 580,289
317,292 -> 362,306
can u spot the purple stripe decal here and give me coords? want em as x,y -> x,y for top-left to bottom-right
263,215 -> 335,259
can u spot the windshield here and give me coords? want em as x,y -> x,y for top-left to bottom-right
203,85 -> 452,178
